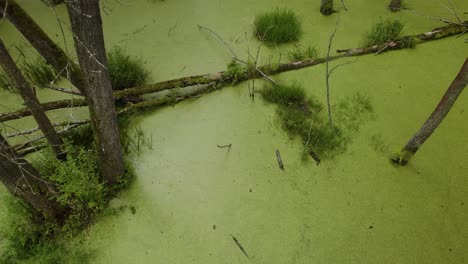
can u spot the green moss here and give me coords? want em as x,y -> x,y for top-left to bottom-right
107,47 -> 150,90
362,19 -> 404,46
224,60 -> 246,84
391,149 -> 410,165
21,56 -> 57,87
254,8 -> 302,44
399,35 -> 417,48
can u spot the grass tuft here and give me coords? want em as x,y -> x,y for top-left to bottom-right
362,19 -> 404,47
21,57 -> 57,87
288,45 -> 318,61
254,8 -> 302,45
107,47 -> 150,90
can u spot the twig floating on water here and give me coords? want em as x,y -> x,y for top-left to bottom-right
276,150 -> 284,170
230,234 -> 249,259
217,144 -> 232,150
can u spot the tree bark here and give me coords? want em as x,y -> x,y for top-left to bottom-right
393,58 -> 468,165
320,0 -> 334,15
66,0 -> 124,185
388,0 -> 402,12
0,133 -> 65,220
0,0 -> 86,94
0,39 -> 66,160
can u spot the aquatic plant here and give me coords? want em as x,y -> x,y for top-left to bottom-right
21,56 -> 57,87
254,8 -> 302,44
262,84 -> 373,159
107,46 -> 150,90
362,19 -> 404,46
0,143 -> 135,264
288,45 -> 319,61
225,60 -> 246,84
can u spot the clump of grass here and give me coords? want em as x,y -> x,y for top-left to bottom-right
224,60 -> 246,84
107,46 -> 150,90
254,8 -> 302,45
288,45 -> 318,61
262,83 -> 308,106
362,19 -> 404,46
262,83 -> 342,156
21,57 -> 57,87
262,84 -> 373,159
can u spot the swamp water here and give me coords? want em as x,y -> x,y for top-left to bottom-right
0,0 -> 467,263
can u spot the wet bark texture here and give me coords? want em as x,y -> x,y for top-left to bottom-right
388,0 -> 402,12
0,133 -> 64,220
320,0 -> 334,15
0,0 -> 86,94
66,0 -> 124,185
0,39 -> 66,160
395,58 -> 468,165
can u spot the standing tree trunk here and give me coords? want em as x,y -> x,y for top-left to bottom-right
0,39 -> 66,160
0,133 -> 65,220
388,0 -> 402,12
0,0 -> 86,94
66,0 -> 124,185
393,58 -> 468,165
320,0 -> 334,15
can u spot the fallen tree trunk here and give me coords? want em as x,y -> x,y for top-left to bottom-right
337,22 -> 467,56
1,23 -> 465,124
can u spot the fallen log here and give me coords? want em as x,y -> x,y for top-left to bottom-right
2,23 -> 465,124
336,22 -> 467,56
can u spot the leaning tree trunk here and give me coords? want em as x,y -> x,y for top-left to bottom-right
0,39 -> 66,160
66,0 -> 124,185
0,0 -> 86,94
388,0 -> 402,12
0,133 -> 65,220
320,0 -> 334,15
393,58 -> 468,165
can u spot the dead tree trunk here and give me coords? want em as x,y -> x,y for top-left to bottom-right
0,133 -> 65,220
0,0 -> 86,94
320,0 -> 334,15
388,0 -> 402,12
0,39 -> 66,160
66,0 -> 124,185
393,58 -> 468,165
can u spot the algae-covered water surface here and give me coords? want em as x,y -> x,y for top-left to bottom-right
0,0 -> 467,263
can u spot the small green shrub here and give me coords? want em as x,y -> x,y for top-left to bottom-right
107,47 -> 150,90
288,45 -> 318,61
224,60 -> 246,84
21,57 -> 57,87
363,19 -> 404,46
0,142 -> 135,263
254,8 -> 302,44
